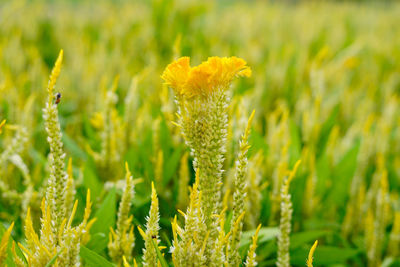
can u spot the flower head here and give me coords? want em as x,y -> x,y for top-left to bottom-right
162,56 -> 251,98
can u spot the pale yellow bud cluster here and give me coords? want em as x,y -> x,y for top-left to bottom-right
139,182 -> 161,267
277,161 -> 301,267
171,171 -> 208,267
91,75 -> 124,181
16,50 -> 95,266
109,163 -> 136,265
227,110 -> 255,266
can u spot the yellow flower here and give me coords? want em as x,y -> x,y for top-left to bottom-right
162,56 -> 251,97
0,120 -> 5,134
306,240 -> 318,267
161,57 -> 191,96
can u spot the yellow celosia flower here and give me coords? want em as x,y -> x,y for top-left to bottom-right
161,56 -> 251,97
163,56 -> 251,263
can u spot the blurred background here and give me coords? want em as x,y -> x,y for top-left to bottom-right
1,0 -> 399,266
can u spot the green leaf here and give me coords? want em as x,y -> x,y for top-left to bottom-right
80,246 -> 115,267
248,129 -> 268,157
249,230 -> 328,262
86,232 -> 108,253
159,117 -> 173,154
125,147 -> 139,172
290,245 -> 359,265
83,163 -> 102,201
29,147 -> 47,166
90,187 -> 116,241
240,227 -> 279,248
132,193 -> 151,208
290,230 -> 329,250
161,231 -> 172,249
224,211 -> 233,234
317,105 -> 339,155
289,119 -> 302,166
327,142 -> 360,207
62,132 -> 87,160
82,115 -> 100,150
163,146 -> 183,186
44,251 -> 62,267
151,238 -> 169,267
315,152 -> 330,196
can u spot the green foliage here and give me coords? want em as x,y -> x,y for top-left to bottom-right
90,188 -> 117,236
80,246 -> 115,267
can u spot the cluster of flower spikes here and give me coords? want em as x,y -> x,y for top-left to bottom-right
162,56 -> 256,266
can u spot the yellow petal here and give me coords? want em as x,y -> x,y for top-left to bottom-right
161,57 -> 191,95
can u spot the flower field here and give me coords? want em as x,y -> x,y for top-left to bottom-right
0,1 -> 399,266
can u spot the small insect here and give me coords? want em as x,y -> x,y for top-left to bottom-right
55,92 -> 61,105
151,235 -> 157,239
